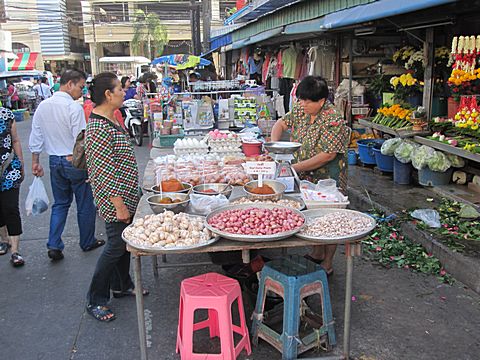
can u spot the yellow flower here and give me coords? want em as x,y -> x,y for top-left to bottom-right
472,124 -> 479,130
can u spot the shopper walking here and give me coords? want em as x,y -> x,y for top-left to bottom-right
0,107 -> 25,266
29,69 -> 104,261
85,72 -> 147,322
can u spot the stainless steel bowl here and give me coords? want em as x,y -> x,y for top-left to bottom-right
150,182 -> 192,194
244,180 -> 286,201
192,183 -> 233,198
146,193 -> 190,214
263,141 -> 302,154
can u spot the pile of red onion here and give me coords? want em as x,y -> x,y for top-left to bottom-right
208,207 -> 304,236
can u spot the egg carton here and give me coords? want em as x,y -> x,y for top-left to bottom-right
174,148 -> 209,156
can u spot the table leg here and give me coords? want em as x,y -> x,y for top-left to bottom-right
152,255 -> 159,278
343,243 -> 354,359
134,255 -> 148,360
242,249 -> 250,264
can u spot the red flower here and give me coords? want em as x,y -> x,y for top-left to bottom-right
375,246 -> 382,252
389,256 -> 395,260
440,269 -> 447,276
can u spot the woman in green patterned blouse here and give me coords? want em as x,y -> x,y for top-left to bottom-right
271,76 -> 350,275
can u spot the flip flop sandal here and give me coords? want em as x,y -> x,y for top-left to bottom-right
0,242 -> 10,255
10,252 -> 24,267
112,288 -> 150,298
86,305 -> 116,322
83,239 -> 106,252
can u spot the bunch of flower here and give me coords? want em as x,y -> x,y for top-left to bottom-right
453,106 -> 479,130
392,46 -> 416,66
431,132 -> 459,146
390,73 -> 418,88
448,68 -> 480,101
405,50 -> 425,75
448,68 -> 480,85
378,104 -> 413,121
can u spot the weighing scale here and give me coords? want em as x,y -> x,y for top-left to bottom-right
263,141 -> 302,193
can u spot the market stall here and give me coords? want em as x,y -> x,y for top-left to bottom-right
123,155 -> 375,360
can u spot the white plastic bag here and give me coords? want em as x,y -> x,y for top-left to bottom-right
190,193 -> 229,216
25,176 -> 49,216
411,209 -> 441,228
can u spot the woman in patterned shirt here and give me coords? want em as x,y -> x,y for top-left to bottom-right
84,72 -> 147,322
271,76 -> 350,276
0,107 -> 25,266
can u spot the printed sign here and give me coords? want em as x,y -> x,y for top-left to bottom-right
243,161 -> 276,176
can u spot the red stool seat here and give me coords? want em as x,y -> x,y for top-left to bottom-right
176,272 -> 252,360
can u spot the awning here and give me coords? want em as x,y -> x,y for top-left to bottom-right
284,0 -> 457,35
8,52 -> 39,71
210,34 -> 232,52
235,0 -> 304,23
321,0 -> 457,30
244,27 -> 283,46
232,39 -> 250,50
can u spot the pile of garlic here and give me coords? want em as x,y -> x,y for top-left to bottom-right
124,211 -> 213,249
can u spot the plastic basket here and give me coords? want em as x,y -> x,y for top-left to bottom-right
157,131 -> 184,147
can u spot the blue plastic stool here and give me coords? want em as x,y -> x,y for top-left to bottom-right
251,255 -> 336,360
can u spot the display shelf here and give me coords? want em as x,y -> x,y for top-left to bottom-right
414,136 -> 480,163
358,119 -> 431,138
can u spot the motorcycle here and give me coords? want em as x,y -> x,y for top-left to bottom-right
121,99 -> 146,146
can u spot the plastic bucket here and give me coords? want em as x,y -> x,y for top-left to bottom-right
393,158 -> 412,185
12,111 -> 24,122
418,167 -> 453,187
242,141 -> 262,156
348,149 -> 357,165
357,139 -> 384,165
373,146 -> 393,172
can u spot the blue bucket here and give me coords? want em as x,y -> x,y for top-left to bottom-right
12,111 -> 24,122
357,139 -> 384,165
418,167 -> 453,187
348,150 -> 357,165
373,146 -> 393,172
393,157 -> 412,185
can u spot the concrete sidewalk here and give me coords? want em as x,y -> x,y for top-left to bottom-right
1,119 -> 480,360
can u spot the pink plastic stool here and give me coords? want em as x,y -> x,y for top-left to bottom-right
176,272 -> 252,360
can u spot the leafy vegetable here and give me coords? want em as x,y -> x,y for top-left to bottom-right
381,138 -> 402,156
412,145 -> 436,170
446,153 -> 466,168
427,151 -> 451,172
394,141 -> 417,163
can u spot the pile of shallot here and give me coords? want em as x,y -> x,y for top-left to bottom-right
301,212 -> 373,238
208,207 -> 304,236
123,212 -> 213,249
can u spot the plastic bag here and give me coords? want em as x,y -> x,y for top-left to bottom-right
25,177 -> 49,216
427,151 -> 451,172
411,209 -> 441,228
380,138 -> 402,156
190,193 -> 229,216
394,141 -> 417,164
412,145 -> 436,170
446,153 -> 465,168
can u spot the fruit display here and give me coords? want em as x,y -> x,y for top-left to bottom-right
207,207 -> 304,236
123,212 -> 213,249
300,212 -> 373,238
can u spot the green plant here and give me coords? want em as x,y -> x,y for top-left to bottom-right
132,9 -> 168,59
367,74 -> 393,98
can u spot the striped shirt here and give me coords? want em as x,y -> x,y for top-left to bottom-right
85,113 -> 139,223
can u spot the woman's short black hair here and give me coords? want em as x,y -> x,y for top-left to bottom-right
296,76 -> 329,102
121,76 -> 130,88
90,72 -> 119,105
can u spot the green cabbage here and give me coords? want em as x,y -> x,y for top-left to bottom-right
412,145 -> 436,170
381,138 -> 402,156
394,141 -> 417,164
427,151 -> 451,172
446,154 -> 465,168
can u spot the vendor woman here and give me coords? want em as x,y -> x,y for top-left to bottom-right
271,76 -> 350,275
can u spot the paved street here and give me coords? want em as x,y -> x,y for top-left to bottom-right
1,118 -> 480,360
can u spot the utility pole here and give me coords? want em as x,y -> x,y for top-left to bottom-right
190,0 -> 201,55
91,14 -> 98,75
202,0 -> 211,54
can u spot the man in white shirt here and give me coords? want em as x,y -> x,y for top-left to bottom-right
33,77 -> 52,101
29,69 -> 104,261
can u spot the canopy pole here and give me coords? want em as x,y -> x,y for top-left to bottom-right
423,28 -> 435,120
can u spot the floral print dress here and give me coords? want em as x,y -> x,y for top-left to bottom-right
283,101 -> 350,191
0,108 -> 23,192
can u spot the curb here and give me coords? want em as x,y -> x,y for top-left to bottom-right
348,186 -> 480,294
